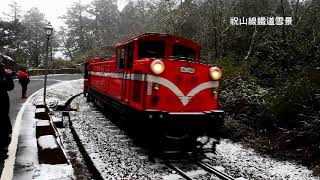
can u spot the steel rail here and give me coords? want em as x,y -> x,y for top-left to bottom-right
164,161 -> 193,180
196,161 -> 235,180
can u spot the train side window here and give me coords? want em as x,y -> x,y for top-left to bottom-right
127,44 -> 134,69
117,48 -> 125,69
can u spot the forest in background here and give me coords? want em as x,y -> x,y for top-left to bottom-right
0,0 -> 320,174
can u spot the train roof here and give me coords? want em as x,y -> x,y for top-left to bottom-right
115,33 -> 200,50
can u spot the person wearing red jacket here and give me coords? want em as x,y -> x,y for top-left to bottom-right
18,69 -> 30,99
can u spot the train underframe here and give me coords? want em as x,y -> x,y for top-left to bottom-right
86,88 -> 224,153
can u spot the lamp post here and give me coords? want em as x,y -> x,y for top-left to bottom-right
43,22 -> 53,104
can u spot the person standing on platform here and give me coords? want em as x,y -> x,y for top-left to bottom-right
0,63 -> 14,160
18,69 -> 30,99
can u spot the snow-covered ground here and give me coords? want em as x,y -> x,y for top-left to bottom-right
213,140 -> 319,180
33,79 -> 320,180
5,80 -> 81,180
30,80 -> 92,179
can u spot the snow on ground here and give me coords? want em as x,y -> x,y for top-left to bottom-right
37,79 -> 320,180
14,164 -> 73,180
32,79 -> 83,102
35,108 -> 46,113
51,116 -> 62,122
33,164 -> 73,179
36,120 -> 50,126
37,135 -> 58,150
211,139 -> 320,180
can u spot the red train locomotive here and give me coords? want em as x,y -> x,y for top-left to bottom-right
83,33 -> 224,141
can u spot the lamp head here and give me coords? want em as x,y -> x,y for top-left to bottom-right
44,22 -> 53,36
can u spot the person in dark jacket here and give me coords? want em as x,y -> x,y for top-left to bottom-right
18,69 -> 30,98
0,63 -> 14,159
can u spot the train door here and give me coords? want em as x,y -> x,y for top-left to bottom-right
116,47 -> 125,100
121,43 -> 134,103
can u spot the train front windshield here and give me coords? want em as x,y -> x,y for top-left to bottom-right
172,44 -> 195,61
139,41 -> 165,59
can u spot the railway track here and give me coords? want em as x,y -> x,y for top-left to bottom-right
164,161 -> 194,180
161,153 -> 237,180
195,161 -> 235,180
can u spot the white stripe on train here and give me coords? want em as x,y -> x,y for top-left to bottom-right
88,71 -> 219,106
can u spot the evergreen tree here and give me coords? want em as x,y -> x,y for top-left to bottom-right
22,8 -> 48,67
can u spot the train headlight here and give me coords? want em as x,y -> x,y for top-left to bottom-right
209,66 -> 222,80
150,60 -> 165,75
